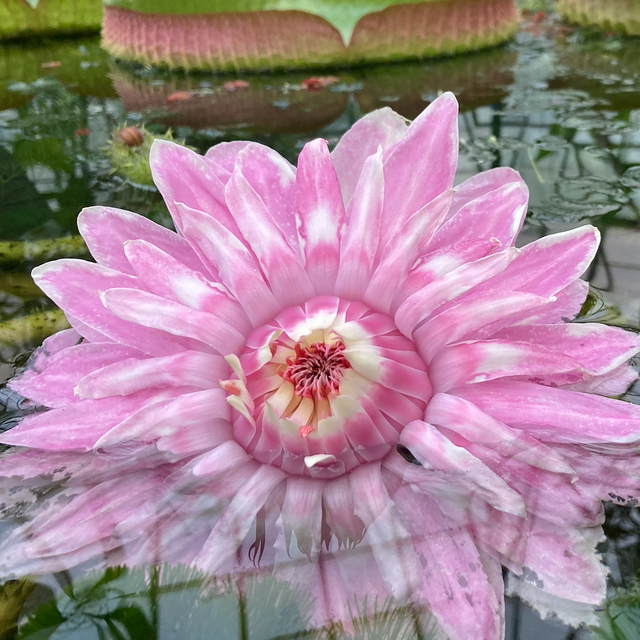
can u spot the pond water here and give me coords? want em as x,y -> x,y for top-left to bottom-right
1,7 -> 640,640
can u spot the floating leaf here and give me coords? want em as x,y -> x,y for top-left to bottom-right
103,0 -> 445,44
621,166 -> 640,189
18,600 -> 65,639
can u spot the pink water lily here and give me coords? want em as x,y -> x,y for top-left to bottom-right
2,92 -> 640,639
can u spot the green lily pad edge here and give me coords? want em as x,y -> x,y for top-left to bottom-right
103,0 -> 450,44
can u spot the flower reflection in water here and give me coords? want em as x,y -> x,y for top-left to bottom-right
1,93 -> 640,640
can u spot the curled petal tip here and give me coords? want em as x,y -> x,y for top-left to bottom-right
304,454 -> 337,469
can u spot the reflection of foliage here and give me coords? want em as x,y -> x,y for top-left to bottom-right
17,567 -> 155,640
0,80 -> 90,239
577,288 -> 623,324
16,565 -> 321,640
13,138 -> 71,174
12,565 -> 442,640
244,574 -> 320,639
346,598 -> 424,640
0,146 -> 51,239
594,582 -> 640,640
0,579 -> 35,639
17,80 -> 82,142
0,37 -> 115,112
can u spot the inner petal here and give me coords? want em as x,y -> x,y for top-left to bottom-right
223,296 -> 430,478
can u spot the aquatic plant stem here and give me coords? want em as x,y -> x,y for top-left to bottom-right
527,146 -> 546,184
149,564 -> 160,639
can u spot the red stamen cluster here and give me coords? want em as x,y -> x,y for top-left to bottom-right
282,341 -> 350,399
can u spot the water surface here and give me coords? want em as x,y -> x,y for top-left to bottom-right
1,10 -> 640,640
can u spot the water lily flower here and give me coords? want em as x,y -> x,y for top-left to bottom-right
2,92 -> 640,640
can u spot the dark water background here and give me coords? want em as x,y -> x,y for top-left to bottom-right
1,7 -> 640,640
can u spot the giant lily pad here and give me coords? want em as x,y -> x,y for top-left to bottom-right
104,0 -> 445,44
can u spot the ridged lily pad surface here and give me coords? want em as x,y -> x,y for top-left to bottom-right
557,0 -> 640,36
101,0 -> 519,71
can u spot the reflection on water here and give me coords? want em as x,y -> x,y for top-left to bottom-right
1,9 -> 640,640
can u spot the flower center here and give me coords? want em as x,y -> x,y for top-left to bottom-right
282,341 -> 350,400
221,296 -> 431,479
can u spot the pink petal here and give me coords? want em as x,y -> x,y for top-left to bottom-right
331,107 -> 407,207
425,393 -> 575,475
334,149 -> 384,300
349,462 -> 390,525
65,314 -> 113,344
294,139 -> 346,294
454,380 -> 640,445
234,143 -> 299,251
100,287 -> 244,354
492,323 -> 640,375
508,278 -> 589,325
0,391 -> 166,451
124,239 -> 251,335
437,423 -> 602,528
94,388 -> 229,447
254,402 -> 284,465
399,420 -> 526,516
428,339 -> 586,392
332,396 -> 392,462
476,548 -> 506,640
557,444 -> 640,503
176,202 -> 280,326
316,417 -> 361,474
204,140 -> 251,173
497,459 -> 602,527
395,487 -> 503,640
149,140 -> 236,234
564,364 -> 638,396
394,249 -> 518,338
506,517 -> 606,605
193,464 -> 285,573
0,448 -> 90,479
479,225 -> 600,298
365,189 -> 454,314
429,180 -> 528,252
323,476 -> 365,548
24,473 -> 164,557
10,343 -> 141,408
343,347 -> 431,402
447,167 -> 525,222
381,92 -> 458,241
390,238 -> 500,313
305,551 -> 391,630
156,418 -> 233,456
191,441 -> 250,477
333,311 -> 397,341
75,351 -> 227,398
225,168 -> 314,307
32,260 -> 187,356
77,206 -> 205,275
349,463 -> 418,600
414,291 -> 550,363
282,476 -> 324,558
345,372 -> 424,426
31,328 -> 82,363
